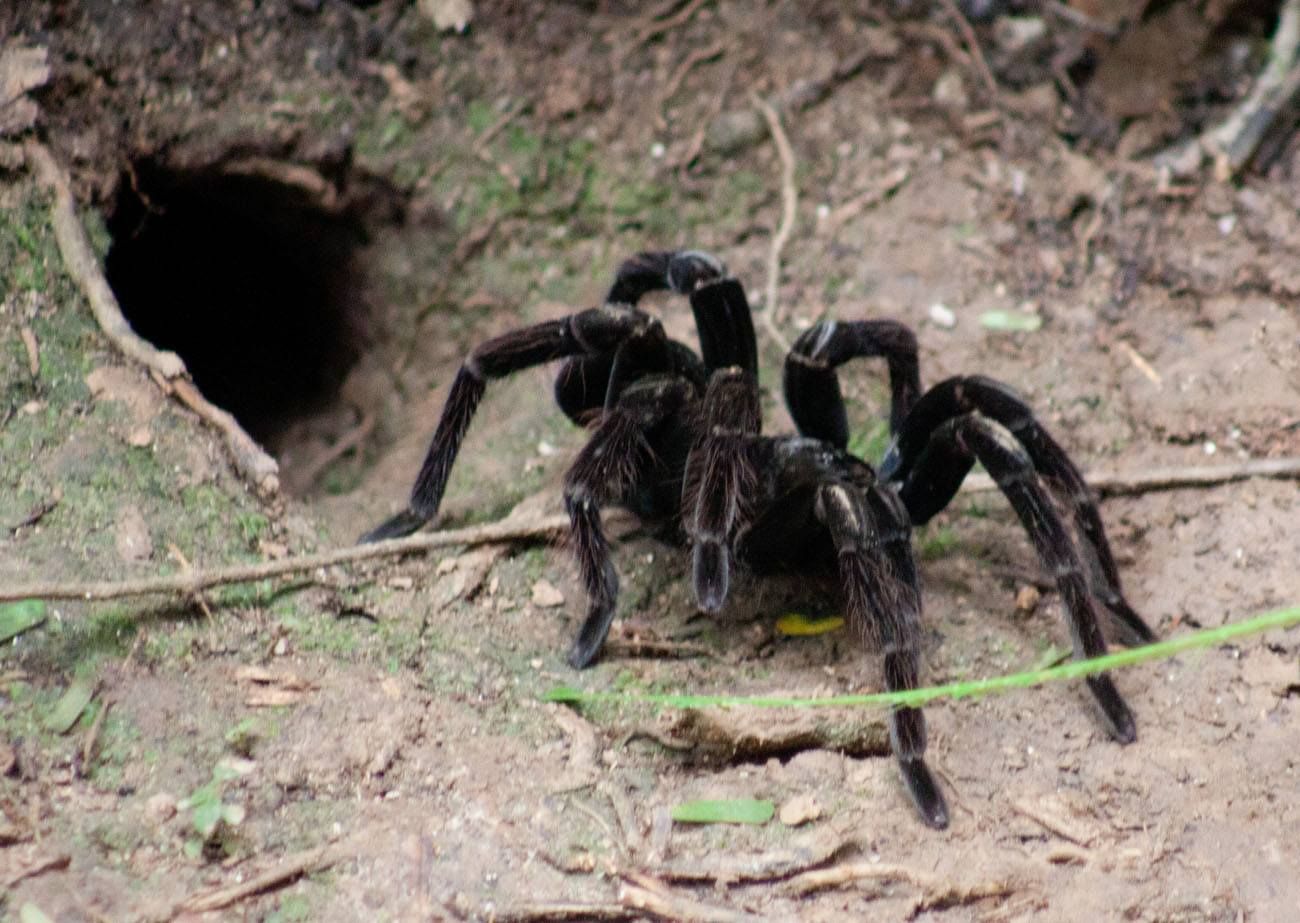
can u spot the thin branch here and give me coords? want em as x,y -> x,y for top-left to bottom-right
936,0 -> 1001,103
177,843 -> 346,914
621,0 -> 710,57
23,142 -> 185,379
24,141 -> 280,496
960,455 -> 1300,498
656,39 -> 726,130
751,92 -> 796,353
494,904 -> 639,922
0,513 -> 569,605
619,871 -> 765,923
5,459 -> 1296,607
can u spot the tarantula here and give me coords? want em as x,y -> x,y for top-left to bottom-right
362,250 -> 1155,829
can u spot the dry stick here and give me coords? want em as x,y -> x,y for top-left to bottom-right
1206,0 -> 1300,177
0,513 -> 570,604
177,843 -> 346,914
619,871 -> 764,923
935,0 -> 1001,103
622,0 -> 710,57
5,459 -> 1298,607
656,39 -> 726,130
23,141 -> 280,496
24,142 -> 185,379
494,904 -> 638,922
3,851 -> 71,890
288,411 -> 376,495
960,455 -> 1300,499
751,93 -> 796,353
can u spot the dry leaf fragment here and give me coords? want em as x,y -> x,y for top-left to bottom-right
0,43 -> 50,138
418,0 -> 473,33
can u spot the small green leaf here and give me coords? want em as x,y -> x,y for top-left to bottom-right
191,797 -> 224,838
45,680 -> 94,734
20,904 -> 56,923
222,803 -> 246,826
775,614 -> 845,637
1029,644 -> 1070,672
671,798 -> 775,825
0,599 -> 47,644
979,310 -> 1042,332
183,838 -> 203,860
543,685 -> 582,703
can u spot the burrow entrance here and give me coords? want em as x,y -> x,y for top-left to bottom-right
104,158 -> 394,473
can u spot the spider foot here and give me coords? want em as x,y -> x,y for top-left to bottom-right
566,600 -> 617,670
1087,674 -> 1138,744
901,757 -> 950,830
692,540 -> 730,613
358,508 -> 430,544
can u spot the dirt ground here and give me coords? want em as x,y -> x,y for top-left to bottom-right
2,1 -> 1299,921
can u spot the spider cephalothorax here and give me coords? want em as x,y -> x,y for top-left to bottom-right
362,250 -> 1155,829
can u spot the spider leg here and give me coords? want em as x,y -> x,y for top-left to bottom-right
898,411 -> 1139,743
783,320 -> 923,449
358,307 -> 660,543
682,367 -> 761,611
562,379 -> 694,667
882,375 -> 1154,644
814,480 -> 949,829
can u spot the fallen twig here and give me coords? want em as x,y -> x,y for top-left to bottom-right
784,858 -> 1016,915
1010,798 -> 1096,847
619,870 -> 766,923
1157,0 -> 1300,179
0,512 -> 569,604
751,92 -> 796,353
2,850 -> 71,890
960,456 -> 1300,498
621,0 -> 710,58
819,166 -> 910,238
285,411 -> 376,495
936,0 -> 1001,104
22,143 -> 184,379
24,141 -> 280,496
650,830 -> 856,884
20,325 -> 39,376
494,903 -> 639,922
656,40 -> 726,130
81,698 -> 111,769
6,457 -> 1296,606
177,843 -> 346,914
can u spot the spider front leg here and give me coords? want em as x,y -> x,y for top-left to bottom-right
562,378 -> 695,668
783,319 -> 923,447
682,367 -> 761,612
815,480 -> 949,829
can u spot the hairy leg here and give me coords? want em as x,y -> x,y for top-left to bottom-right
783,319 -> 922,448
815,480 -> 949,829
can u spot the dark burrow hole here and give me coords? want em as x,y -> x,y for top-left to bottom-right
105,159 -> 375,462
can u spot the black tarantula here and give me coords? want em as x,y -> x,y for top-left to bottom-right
362,250 -> 1155,829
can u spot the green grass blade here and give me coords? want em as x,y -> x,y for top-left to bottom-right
0,599 -> 46,644
671,798 -> 775,825
544,606 -> 1300,710
45,679 -> 95,734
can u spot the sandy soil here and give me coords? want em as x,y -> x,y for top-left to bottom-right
2,1 -> 1298,921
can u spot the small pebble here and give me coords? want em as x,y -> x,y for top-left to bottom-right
928,303 -> 957,328
1015,585 -> 1041,614
531,579 -> 565,608
778,792 -> 823,827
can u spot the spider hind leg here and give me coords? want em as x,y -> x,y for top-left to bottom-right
898,410 -> 1139,743
885,376 -> 1155,646
815,480 -> 950,829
